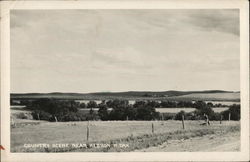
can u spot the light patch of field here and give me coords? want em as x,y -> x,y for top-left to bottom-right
171,92 -> 240,101
11,105 -> 26,109
11,109 -> 33,120
212,107 -> 229,113
156,107 -> 228,113
156,108 -> 195,113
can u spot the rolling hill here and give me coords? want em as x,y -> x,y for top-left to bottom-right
11,90 -> 240,101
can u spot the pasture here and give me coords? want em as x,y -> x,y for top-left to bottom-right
169,92 -> 240,101
11,120 -> 240,152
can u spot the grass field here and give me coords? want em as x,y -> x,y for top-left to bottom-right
11,119 -> 240,152
170,92 -> 240,101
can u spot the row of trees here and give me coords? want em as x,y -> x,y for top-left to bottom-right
174,104 -> 240,121
27,99 -> 160,121
78,100 -> 231,108
98,105 -> 160,121
11,98 -> 234,108
23,99 -> 240,122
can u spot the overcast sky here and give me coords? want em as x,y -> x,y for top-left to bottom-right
10,9 -> 240,93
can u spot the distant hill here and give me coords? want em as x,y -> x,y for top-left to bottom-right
11,90 -> 240,101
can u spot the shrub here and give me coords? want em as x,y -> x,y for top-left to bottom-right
210,112 -> 221,121
16,112 -> 29,119
31,110 -> 52,121
162,113 -> 175,120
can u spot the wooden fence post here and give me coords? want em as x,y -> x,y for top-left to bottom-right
220,115 -> 222,124
87,121 -> 90,141
37,113 -> 40,121
182,115 -> 185,129
152,123 -> 154,134
11,118 -> 16,127
228,113 -> 231,121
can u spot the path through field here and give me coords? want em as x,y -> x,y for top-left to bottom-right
137,130 -> 240,152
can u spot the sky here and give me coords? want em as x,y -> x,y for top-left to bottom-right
10,9 -> 240,93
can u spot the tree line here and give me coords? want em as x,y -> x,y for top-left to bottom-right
19,98 -> 240,122
77,100 -> 230,108
11,99 -> 232,108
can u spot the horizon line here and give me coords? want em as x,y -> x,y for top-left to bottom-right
10,89 -> 240,94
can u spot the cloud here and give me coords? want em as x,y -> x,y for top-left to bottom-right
184,9 -> 239,36
10,9 -> 240,92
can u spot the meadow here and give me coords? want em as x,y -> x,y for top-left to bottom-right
11,120 -> 240,152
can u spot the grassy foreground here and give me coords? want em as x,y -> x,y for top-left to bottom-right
11,120 -> 240,152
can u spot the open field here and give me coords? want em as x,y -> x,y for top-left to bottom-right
170,92 -> 240,101
11,120 -> 240,152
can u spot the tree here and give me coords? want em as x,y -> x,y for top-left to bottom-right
109,107 -> 127,120
193,101 -> 207,110
107,99 -> 129,109
80,102 -> 86,108
207,102 -> 214,107
87,101 -> 97,108
31,110 -> 52,121
136,105 -> 159,120
123,105 -> 137,120
147,101 -> 161,108
160,101 -> 177,108
221,104 -> 240,120
27,99 -> 79,122
133,101 -> 147,108
175,110 -> 185,120
98,106 -> 109,121
193,101 -> 215,120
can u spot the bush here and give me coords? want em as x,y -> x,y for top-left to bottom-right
16,112 -> 29,119
210,112 -> 221,121
162,113 -> 175,120
31,110 -> 52,121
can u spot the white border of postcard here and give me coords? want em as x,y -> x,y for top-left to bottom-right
1,0 -> 249,161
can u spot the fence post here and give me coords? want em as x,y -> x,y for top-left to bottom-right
87,121 -> 90,141
152,123 -> 154,134
11,118 -> 16,127
220,115 -> 222,124
37,113 -> 40,121
228,113 -> 231,121
182,115 -> 185,129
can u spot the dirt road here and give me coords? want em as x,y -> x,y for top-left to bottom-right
137,131 -> 240,152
